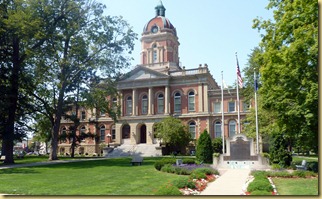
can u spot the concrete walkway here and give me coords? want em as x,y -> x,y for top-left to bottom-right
200,168 -> 251,195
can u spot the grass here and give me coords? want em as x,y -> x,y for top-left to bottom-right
272,178 -> 318,195
0,157 -> 187,195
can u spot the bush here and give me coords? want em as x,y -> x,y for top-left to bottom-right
271,164 -> 282,170
173,178 -> 196,189
154,183 -> 182,195
307,162 -> 318,173
174,167 -> 191,175
267,171 -> 292,178
189,170 -> 207,180
247,178 -> 273,193
182,158 -> 196,164
196,130 -> 213,163
250,190 -> 272,195
154,158 -> 176,171
161,164 -> 176,174
212,137 -> 223,153
193,167 -> 218,175
251,171 -> 268,178
293,170 -> 308,178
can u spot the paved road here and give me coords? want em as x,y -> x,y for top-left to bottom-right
200,168 -> 251,195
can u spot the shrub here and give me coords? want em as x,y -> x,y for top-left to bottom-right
250,190 -> 272,195
193,167 -> 218,175
182,158 -> 196,164
173,178 -> 196,189
247,178 -> 273,193
189,170 -> 207,180
161,164 -> 176,174
271,164 -> 282,170
154,183 -> 182,195
196,130 -> 213,163
251,171 -> 268,178
154,158 -> 176,171
174,167 -> 191,175
212,137 -> 223,153
307,162 -> 318,173
293,170 -> 307,178
267,171 -> 292,178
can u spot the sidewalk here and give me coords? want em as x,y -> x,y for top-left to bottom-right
200,168 -> 251,195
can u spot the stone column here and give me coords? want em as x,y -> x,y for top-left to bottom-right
198,83 -> 203,112
132,89 -> 137,116
115,123 -> 122,145
164,85 -> 170,114
148,87 -> 153,115
130,123 -> 137,144
203,84 -> 209,113
146,122 -> 154,144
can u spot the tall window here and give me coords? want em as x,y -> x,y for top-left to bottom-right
174,92 -> 181,112
61,127 -> 67,143
111,125 -> 116,139
188,91 -> 195,111
81,111 -> 86,120
142,95 -> 148,114
214,102 -> 221,113
189,121 -> 196,139
80,126 -> 86,141
153,50 -> 157,63
100,125 -> 105,141
228,101 -> 235,112
229,120 -> 236,137
215,121 -> 222,138
126,96 -> 132,115
157,93 -> 164,114
112,97 -> 117,112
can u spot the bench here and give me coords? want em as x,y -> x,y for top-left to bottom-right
131,156 -> 143,166
0,156 -> 5,162
295,160 -> 307,170
176,159 -> 183,166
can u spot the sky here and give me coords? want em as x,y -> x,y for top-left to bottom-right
98,0 -> 273,86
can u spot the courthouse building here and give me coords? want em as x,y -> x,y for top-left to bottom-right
58,2 -> 250,155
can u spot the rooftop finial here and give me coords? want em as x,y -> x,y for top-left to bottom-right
155,0 -> 166,17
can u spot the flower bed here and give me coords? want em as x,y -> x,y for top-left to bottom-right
179,174 -> 219,195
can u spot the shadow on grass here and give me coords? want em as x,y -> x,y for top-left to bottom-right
0,168 -> 39,174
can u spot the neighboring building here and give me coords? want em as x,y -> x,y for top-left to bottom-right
58,2 -> 250,156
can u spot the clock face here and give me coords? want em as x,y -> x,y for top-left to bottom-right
151,26 -> 158,33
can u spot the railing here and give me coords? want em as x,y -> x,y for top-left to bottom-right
170,67 -> 209,76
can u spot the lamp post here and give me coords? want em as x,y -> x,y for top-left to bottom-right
106,133 -> 111,147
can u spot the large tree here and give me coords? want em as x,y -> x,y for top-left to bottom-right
154,116 -> 191,153
247,0 -> 318,154
30,0 -> 136,160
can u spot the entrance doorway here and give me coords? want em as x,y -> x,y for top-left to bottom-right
122,124 -> 130,139
140,125 -> 147,143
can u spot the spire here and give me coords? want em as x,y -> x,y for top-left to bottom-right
155,0 -> 166,17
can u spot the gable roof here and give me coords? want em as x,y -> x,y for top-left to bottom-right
118,65 -> 169,82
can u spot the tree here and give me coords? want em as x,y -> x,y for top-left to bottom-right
154,116 -> 191,153
196,130 -> 213,163
29,0 -> 136,160
212,137 -> 223,154
244,0 -> 318,154
269,133 -> 292,167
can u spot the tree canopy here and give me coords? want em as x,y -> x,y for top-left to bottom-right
242,0 -> 318,154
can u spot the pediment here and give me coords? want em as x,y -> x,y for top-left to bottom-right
120,66 -> 168,82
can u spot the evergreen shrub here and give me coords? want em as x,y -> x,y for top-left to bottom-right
247,178 -> 273,193
196,130 -> 214,163
172,178 -> 196,189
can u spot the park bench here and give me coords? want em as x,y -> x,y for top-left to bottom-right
295,160 -> 307,170
0,156 -> 5,162
131,156 -> 143,166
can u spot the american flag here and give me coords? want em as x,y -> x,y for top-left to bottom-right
236,56 -> 243,88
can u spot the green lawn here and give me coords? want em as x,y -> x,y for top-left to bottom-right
0,157 -> 186,195
273,178 -> 319,195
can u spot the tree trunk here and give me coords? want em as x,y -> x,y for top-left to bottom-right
49,82 -> 66,161
3,36 -> 21,164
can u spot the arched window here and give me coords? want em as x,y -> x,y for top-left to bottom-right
188,91 -> 195,111
157,93 -> 164,114
81,111 -> 86,120
126,96 -> 132,115
174,92 -> 181,112
229,120 -> 236,137
100,125 -> 105,141
152,44 -> 157,63
80,126 -> 86,141
142,95 -> 148,114
189,121 -> 196,139
214,121 -> 222,138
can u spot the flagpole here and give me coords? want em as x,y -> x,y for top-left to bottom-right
235,52 -> 241,134
221,71 -> 225,154
254,68 -> 259,154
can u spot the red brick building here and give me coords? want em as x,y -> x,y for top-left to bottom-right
58,2 -> 250,156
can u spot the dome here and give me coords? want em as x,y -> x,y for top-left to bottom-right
142,1 -> 176,35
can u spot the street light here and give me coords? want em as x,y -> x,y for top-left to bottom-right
106,133 -> 111,147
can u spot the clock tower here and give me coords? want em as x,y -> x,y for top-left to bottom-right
140,1 -> 180,72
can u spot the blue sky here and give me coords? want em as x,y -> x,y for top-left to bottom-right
98,0 -> 273,86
